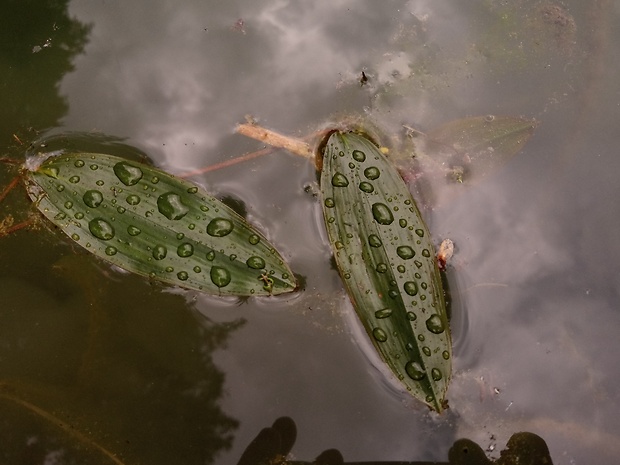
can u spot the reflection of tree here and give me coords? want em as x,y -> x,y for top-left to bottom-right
0,0 -> 90,147
0,255 -> 243,464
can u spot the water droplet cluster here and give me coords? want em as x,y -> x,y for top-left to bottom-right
27,152 -> 296,296
320,132 -> 451,411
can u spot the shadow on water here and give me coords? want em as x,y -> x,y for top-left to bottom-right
0,0 -> 90,148
0,254 -> 244,464
235,416 -> 554,465
0,3 -> 243,462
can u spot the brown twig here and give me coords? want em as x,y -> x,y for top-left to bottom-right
179,125 -> 326,179
0,175 -> 21,204
0,218 -> 35,237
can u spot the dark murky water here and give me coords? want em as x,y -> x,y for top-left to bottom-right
1,1 -> 620,464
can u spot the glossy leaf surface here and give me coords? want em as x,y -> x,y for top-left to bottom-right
320,132 -> 451,411
24,152 -> 296,296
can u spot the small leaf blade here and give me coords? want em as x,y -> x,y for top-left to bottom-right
25,152 -> 296,296
320,132 -> 451,411
424,115 -> 538,181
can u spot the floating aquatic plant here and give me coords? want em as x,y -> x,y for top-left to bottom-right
23,152 -> 297,296
319,131 -> 451,412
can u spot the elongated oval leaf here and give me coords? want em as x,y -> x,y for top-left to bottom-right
24,152 -> 296,296
320,132 -> 451,412
424,115 -> 538,182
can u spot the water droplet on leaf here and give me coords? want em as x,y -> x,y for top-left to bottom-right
246,256 -> 266,269
210,266 -> 231,288
206,218 -> 234,237
405,361 -> 425,380
372,328 -> 388,342
371,203 -> 394,225
152,245 -> 167,260
368,234 -> 382,247
364,167 -> 380,180
331,172 -> 349,187
404,281 -> 418,296
425,314 -> 445,334
126,194 -> 141,205
375,308 -> 392,319
376,263 -> 388,273
358,182 -> 374,193
113,162 -> 143,186
397,245 -> 415,260
157,192 -> 189,220
83,190 -> 103,208
352,149 -> 366,162
88,218 -> 115,241
177,243 -> 194,257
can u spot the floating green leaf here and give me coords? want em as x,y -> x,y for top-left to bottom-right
24,152 -> 296,296
320,131 -> 451,411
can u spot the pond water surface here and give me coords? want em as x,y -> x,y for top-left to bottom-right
1,1 -> 620,464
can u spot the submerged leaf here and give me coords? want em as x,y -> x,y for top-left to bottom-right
24,152 -> 296,296
320,131 -> 451,411
423,115 -> 537,182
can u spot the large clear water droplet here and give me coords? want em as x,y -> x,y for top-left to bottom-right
352,149 -> 366,162
177,242 -> 194,257
331,172 -> 349,187
126,194 -> 141,205
177,271 -> 189,281
88,218 -> 115,241
113,162 -> 143,186
405,361 -> 425,380
105,246 -> 117,256
157,192 -> 189,220
324,197 -> 335,208
206,218 -> 234,237
246,256 -> 266,269
248,234 -> 260,245
404,281 -> 418,296
372,328 -> 388,342
152,245 -> 167,260
364,167 -> 380,180
210,266 -> 231,288
358,181 -> 374,193
83,190 -> 103,208
69,176 -> 80,184
397,245 -> 415,260
205,250 -> 215,261
425,314 -> 445,334
431,368 -> 442,381
371,203 -> 394,225
127,225 -> 141,236
368,234 -> 382,247
374,308 -> 392,319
